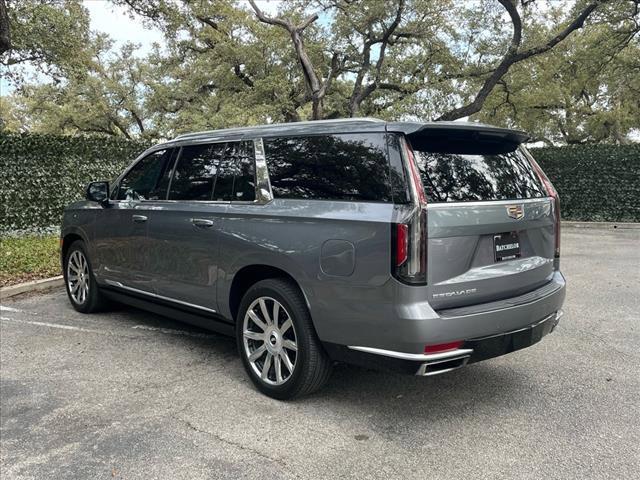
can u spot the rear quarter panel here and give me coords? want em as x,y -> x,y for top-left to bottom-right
217,199 -> 397,340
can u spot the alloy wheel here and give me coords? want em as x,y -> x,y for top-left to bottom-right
67,250 -> 90,305
242,296 -> 298,386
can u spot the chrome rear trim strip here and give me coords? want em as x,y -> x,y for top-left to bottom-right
347,345 -> 474,362
103,280 -> 217,314
427,197 -> 551,209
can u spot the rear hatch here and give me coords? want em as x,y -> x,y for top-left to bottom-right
407,126 -> 558,310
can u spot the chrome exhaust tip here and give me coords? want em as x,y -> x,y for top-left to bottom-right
416,354 -> 471,376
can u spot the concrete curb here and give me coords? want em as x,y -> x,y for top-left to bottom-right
563,221 -> 640,230
1,276 -> 64,300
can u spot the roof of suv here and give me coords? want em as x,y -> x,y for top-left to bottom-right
167,118 -> 529,145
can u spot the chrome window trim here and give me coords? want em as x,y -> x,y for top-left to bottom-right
253,137 -> 273,204
103,280 -> 218,314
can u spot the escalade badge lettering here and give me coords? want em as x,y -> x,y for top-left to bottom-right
506,204 -> 524,220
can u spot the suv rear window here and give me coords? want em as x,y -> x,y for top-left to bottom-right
264,134 -> 392,202
413,147 -> 546,202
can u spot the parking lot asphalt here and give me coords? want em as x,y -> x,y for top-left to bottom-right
1,226 -> 639,480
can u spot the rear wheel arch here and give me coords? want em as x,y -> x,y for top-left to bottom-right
229,265 -> 310,323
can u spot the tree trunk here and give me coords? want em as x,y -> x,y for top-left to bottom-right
0,0 -> 11,56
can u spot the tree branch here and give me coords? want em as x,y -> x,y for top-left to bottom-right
437,0 -> 601,121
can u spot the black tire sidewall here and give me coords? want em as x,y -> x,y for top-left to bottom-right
236,280 -> 316,399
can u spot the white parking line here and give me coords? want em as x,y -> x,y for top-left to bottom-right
1,317 -> 108,335
0,305 -> 24,313
0,316 -> 217,340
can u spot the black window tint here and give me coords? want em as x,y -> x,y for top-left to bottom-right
232,142 -> 256,201
414,148 -> 546,202
168,144 -> 216,201
211,143 -> 235,202
264,134 -> 391,202
117,149 -> 174,201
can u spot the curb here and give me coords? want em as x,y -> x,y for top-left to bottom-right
562,221 -> 640,230
0,276 -> 65,300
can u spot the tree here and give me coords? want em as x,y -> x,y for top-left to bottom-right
476,0 -> 640,144
0,0 -> 94,84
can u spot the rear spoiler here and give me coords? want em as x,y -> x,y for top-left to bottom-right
387,121 -> 530,154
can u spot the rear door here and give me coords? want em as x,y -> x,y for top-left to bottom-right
409,135 -> 556,310
147,140 -> 256,314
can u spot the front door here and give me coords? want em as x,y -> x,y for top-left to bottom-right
93,148 -> 176,294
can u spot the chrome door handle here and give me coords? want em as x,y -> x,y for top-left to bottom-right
132,214 -> 148,223
191,218 -> 214,228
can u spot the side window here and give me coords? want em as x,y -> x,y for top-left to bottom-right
263,134 -> 391,202
233,141 -> 256,201
168,144 -> 216,201
168,141 -> 256,202
116,149 -> 174,201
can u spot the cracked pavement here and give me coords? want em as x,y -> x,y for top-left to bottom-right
1,226 -> 639,479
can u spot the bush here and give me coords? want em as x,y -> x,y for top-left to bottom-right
1,133 -> 150,232
531,144 -> 640,222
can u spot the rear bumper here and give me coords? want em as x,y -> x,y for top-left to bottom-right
323,270 -> 566,373
326,309 -> 562,376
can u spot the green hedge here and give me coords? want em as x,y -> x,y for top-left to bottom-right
1,134 -> 150,233
531,144 -> 640,222
1,134 -> 638,233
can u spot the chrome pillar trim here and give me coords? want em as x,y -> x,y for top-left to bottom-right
253,138 -> 273,204
103,280 -> 217,314
347,345 -> 474,362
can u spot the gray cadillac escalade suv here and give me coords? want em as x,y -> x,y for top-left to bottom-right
61,118 -> 565,399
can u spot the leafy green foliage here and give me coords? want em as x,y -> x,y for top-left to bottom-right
532,144 -> 640,222
0,133 -> 150,232
0,235 -> 60,286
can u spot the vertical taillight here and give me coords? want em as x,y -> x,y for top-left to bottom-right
395,224 -> 409,266
392,138 -> 428,285
528,152 -> 561,259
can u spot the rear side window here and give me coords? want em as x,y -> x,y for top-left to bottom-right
413,147 -> 546,202
263,134 -> 392,202
168,141 -> 256,201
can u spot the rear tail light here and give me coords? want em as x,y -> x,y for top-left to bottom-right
424,341 -> 463,354
528,154 -> 561,259
392,139 -> 428,285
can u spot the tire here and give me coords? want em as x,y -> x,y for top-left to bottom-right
236,278 -> 332,399
63,240 -> 108,313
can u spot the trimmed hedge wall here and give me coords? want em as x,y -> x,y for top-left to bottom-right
1,134 -> 150,233
531,144 -> 640,222
1,134 -> 638,233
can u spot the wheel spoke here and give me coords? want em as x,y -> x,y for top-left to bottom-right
249,344 -> 266,362
272,302 -> 280,327
68,274 -> 79,281
71,281 -> 80,293
262,352 -> 272,380
280,350 -> 294,373
274,354 -> 283,383
248,310 -> 267,332
259,298 -> 272,325
243,330 -> 264,342
280,318 -> 292,334
283,339 -> 297,352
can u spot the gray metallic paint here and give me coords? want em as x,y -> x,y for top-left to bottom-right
61,119 -> 565,363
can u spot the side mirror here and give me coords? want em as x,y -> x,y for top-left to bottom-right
86,181 -> 110,205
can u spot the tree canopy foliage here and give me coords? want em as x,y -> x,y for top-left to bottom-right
0,0 -> 638,144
